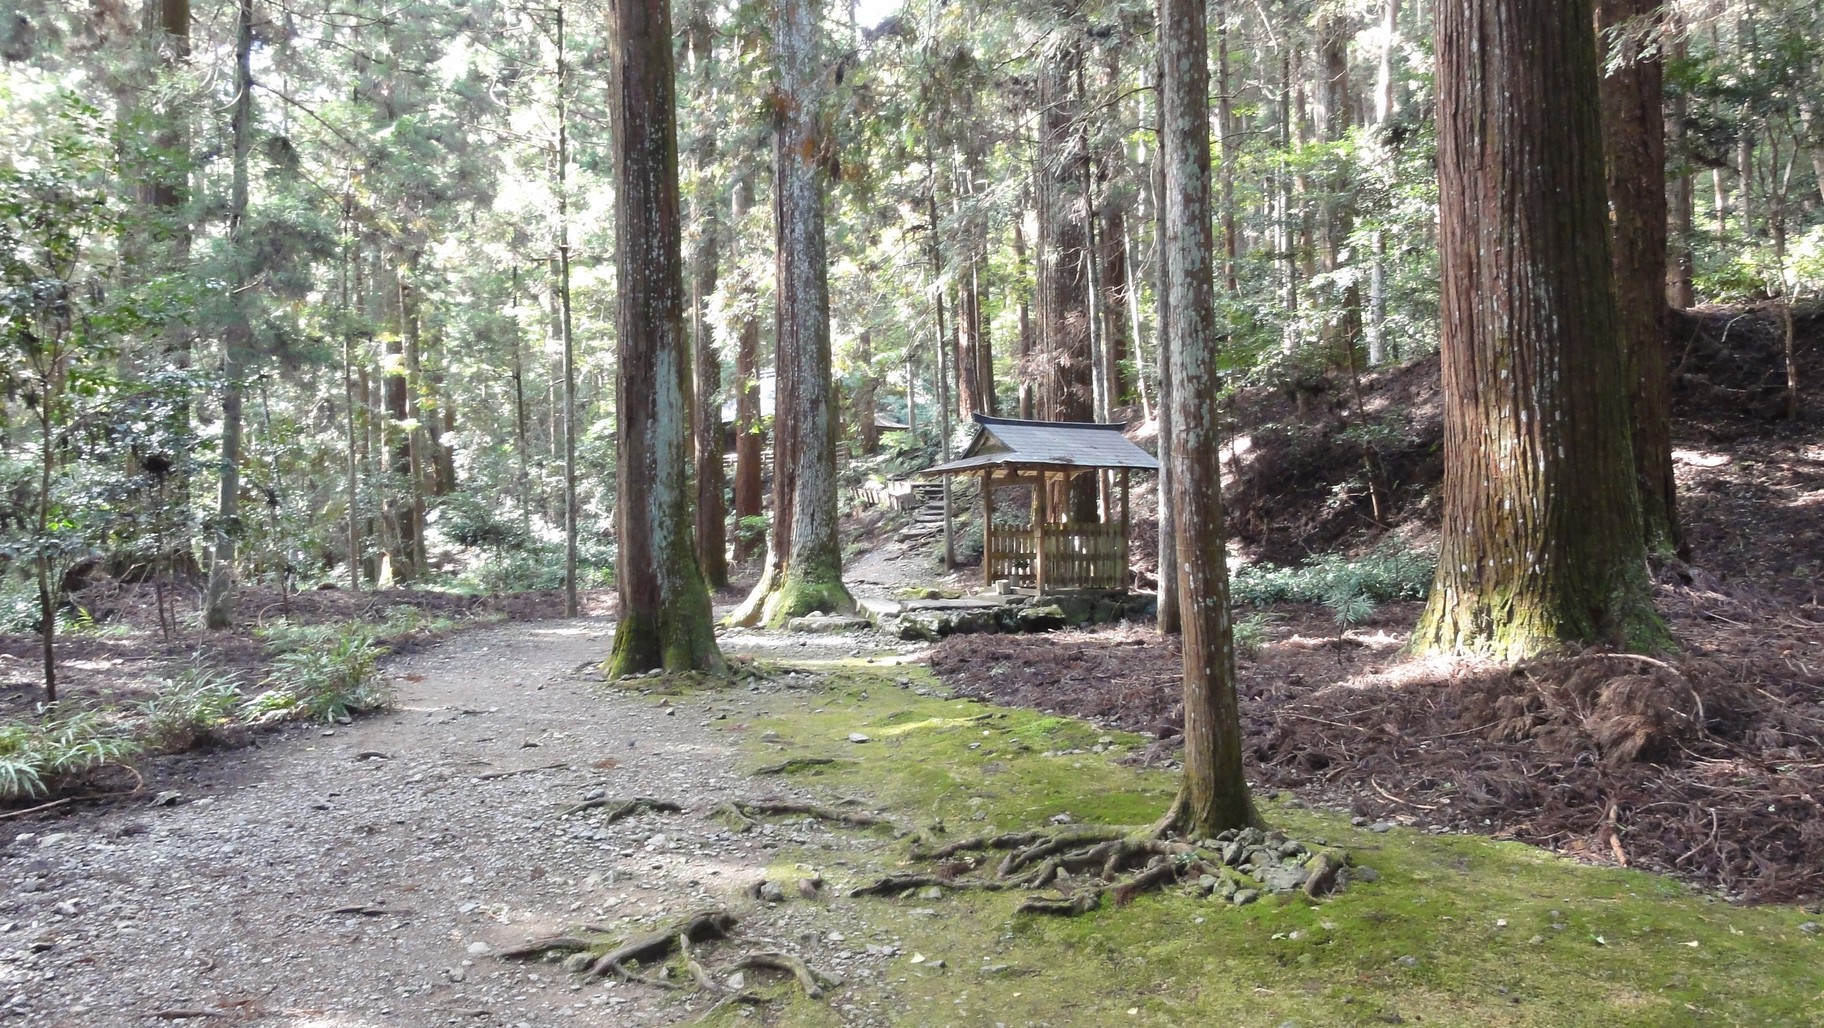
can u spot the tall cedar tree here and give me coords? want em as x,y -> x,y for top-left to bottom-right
605,0 -> 724,676
731,175 -> 765,562
1412,0 -> 1668,659
203,0 -> 253,630
1599,0 -> 1684,558
729,0 -> 854,626
1158,0 -> 1258,834
688,10 -> 728,590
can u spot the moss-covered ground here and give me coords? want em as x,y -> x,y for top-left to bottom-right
688,658 -> 1821,1027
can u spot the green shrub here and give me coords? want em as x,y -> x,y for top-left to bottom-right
256,632 -> 392,724
138,663 -> 244,749
0,706 -> 139,802
1231,543 -> 1435,612
1231,611 -> 1280,660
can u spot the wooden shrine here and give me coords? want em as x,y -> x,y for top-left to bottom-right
922,414 -> 1159,593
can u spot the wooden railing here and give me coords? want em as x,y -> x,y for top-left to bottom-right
987,522 -> 1127,591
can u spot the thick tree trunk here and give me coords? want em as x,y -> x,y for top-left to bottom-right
856,328 -> 879,454
688,13 -> 728,590
730,0 -> 853,626
1412,0 -> 1668,660
1599,0 -> 1684,559
203,0 -> 253,631
1159,0 -> 1257,836
605,0 -> 724,676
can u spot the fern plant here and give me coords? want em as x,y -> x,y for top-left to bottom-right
138,663 -> 244,749
0,706 -> 140,802
261,632 -> 393,724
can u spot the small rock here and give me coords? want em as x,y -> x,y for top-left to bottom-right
1395,955 -> 1418,968
51,901 -> 77,917
466,942 -> 493,957
919,886 -> 944,901
583,789 -> 605,801
645,834 -> 669,850
848,733 -> 871,744
1370,822 -> 1394,834
797,878 -> 821,899
1799,922 -> 1821,935
1354,866 -> 1381,883
759,881 -> 785,903
151,791 -> 184,807
561,952 -> 593,973
1232,889 -> 1260,906
726,971 -> 745,991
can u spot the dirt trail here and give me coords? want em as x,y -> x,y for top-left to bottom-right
1,619 -> 912,1027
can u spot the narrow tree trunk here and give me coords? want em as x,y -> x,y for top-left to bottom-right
688,11 -> 728,591
1413,0 -> 1667,660
605,0 -> 724,676
730,174 -> 764,563
1665,18 -> 1696,308
731,0 -> 853,626
203,0 -> 253,631
399,265 -> 429,578
1159,0 -> 1257,837
1152,56 -> 1179,637
1013,209 -> 1035,419
1599,0 -> 1684,559
556,0 -> 579,616
1037,45 -> 1096,520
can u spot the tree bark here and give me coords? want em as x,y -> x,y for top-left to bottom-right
1152,55 -> 1178,636
1599,0 -> 1684,559
730,174 -> 764,563
1159,0 -> 1257,836
730,0 -> 853,626
1412,0 -> 1668,660
203,0 -> 253,631
688,11 -> 728,591
1037,45 -> 1096,521
605,0 -> 725,676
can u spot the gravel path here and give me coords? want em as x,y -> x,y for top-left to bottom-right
1,618 -> 918,1027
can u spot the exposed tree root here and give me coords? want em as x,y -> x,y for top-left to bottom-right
753,757 -> 847,775
557,796 -> 684,821
720,799 -> 897,832
721,951 -> 841,999
499,907 -> 838,1012
863,823 -> 1356,917
846,873 -> 1012,897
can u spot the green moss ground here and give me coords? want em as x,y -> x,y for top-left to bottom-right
694,660 -> 1822,1027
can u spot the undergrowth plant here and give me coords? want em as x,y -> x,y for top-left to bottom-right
137,663 -> 244,749
0,706 -> 139,802
249,630 -> 392,724
1231,543 -> 1435,622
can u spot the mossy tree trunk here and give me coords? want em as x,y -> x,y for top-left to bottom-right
605,0 -> 723,677
1412,0 -> 1669,661
1599,0 -> 1685,560
729,0 -> 852,628
1159,0 -> 1258,837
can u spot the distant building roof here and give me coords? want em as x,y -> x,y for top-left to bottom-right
922,414 -> 1159,475
719,371 -> 776,424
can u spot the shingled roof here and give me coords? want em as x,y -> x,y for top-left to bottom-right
922,414 -> 1160,475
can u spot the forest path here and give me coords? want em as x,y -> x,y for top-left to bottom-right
8,618 -> 911,1027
